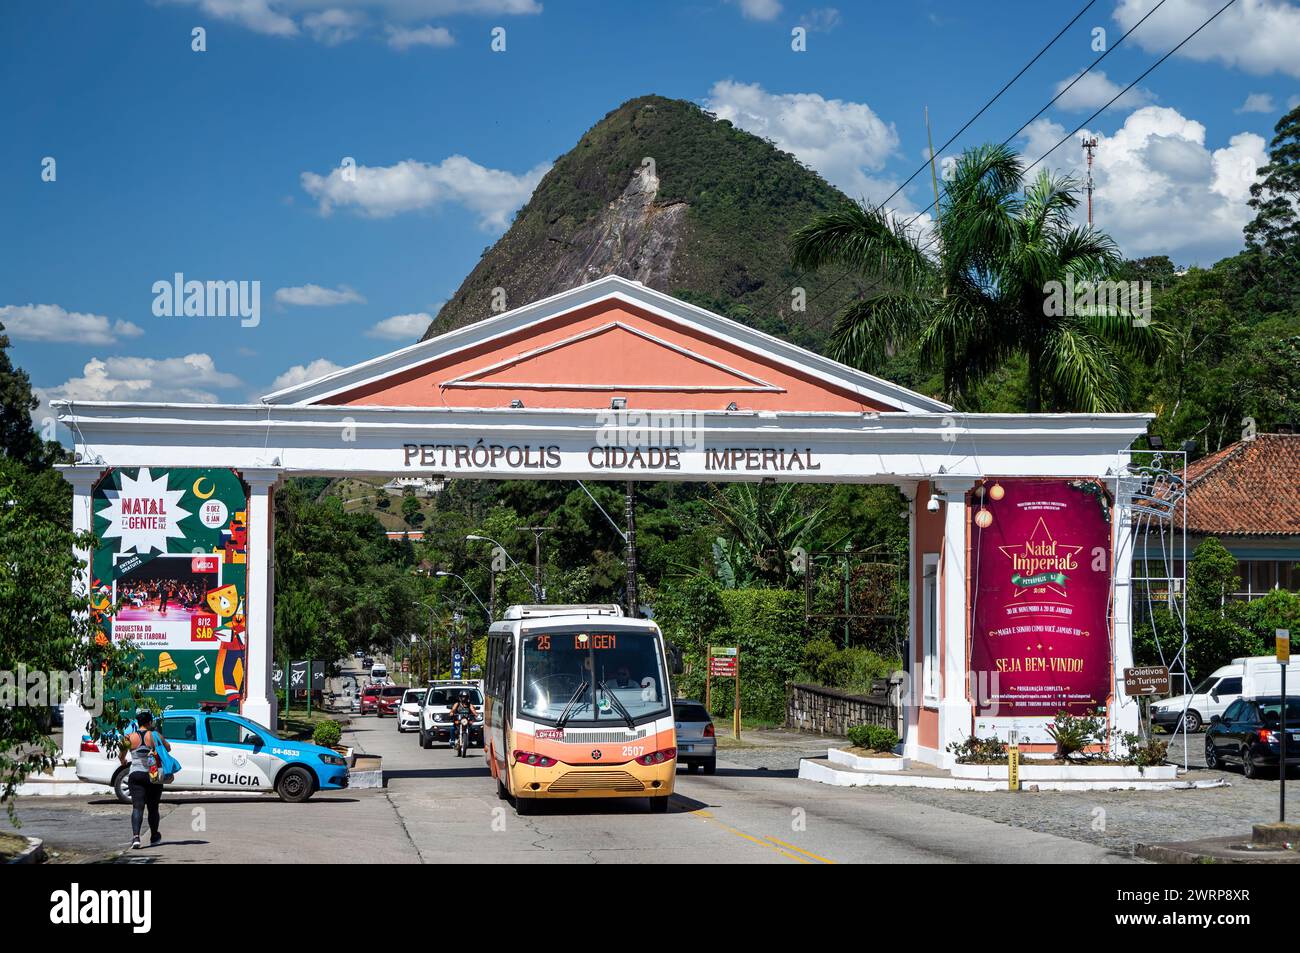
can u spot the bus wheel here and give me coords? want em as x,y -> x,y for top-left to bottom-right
497,776 -> 509,800
648,796 -> 669,814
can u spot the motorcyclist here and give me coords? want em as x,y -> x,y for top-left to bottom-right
448,690 -> 479,748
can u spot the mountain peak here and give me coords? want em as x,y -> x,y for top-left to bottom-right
422,94 -> 864,349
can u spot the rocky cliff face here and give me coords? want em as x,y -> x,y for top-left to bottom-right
422,95 -> 866,351
544,163 -> 688,290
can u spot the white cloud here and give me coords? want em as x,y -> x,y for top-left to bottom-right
1019,106 -> 1267,263
1236,92 -> 1276,113
274,284 -> 366,306
367,311 -> 433,339
704,80 -> 904,205
1114,0 -> 1300,78
39,354 -> 242,404
159,0 -> 539,42
303,7 -> 366,44
1052,69 -> 1155,112
270,358 -> 344,392
386,24 -> 454,49
727,0 -> 783,20
0,303 -> 144,345
167,0 -> 299,36
799,7 -> 841,31
300,156 -> 551,230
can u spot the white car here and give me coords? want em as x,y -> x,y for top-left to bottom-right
1152,656 -> 1286,733
418,682 -> 484,749
397,688 -> 424,733
75,709 -> 349,803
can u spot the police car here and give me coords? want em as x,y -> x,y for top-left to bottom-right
76,708 -> 349,804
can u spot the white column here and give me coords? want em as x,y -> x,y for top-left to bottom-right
1110,482 -> 1140,747
242,471 -> 280,730
936,479 -> 973,765
898,482 -> 922,760
59,465 -> 103,764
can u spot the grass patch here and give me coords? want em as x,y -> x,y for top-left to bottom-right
0,831 -> 32,862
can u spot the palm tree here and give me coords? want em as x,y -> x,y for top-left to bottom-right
791,144 -> 1161,412
706,483 -> 827,588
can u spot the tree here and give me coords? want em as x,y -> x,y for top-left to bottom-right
791,144 -> 1161,411
706,482 -> 826,587
401,494 -> 422,526
1245,105 -> 1300,258
0,458 -> 152,814
0,321 -> 63,468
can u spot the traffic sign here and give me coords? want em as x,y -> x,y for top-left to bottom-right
1277,629 -> 1290,664
1123,665 -> 1170,696
709,656 -> 737,677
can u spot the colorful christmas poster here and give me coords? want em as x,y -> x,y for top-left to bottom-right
92,468 -> 249,712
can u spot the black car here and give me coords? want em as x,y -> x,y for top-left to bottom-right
1204,696 -> 1300,779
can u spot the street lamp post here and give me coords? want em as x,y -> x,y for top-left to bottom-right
465,534 -> 542,601
435,570 -> 492,621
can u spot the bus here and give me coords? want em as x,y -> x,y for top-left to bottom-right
483,604 -> 678,814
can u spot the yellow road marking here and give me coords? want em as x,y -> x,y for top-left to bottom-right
765,836 -> 836,865
686,808 -> 822,864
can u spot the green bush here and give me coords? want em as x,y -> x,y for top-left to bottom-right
1046,711 -> 1106,762
846,723 -> 898,752
1120,732 -> 1169,769
312,720 -> 343,749
800,638 -> 899,695
946,735 -> 1008,764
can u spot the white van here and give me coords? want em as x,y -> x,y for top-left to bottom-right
1152,656 -> 1287,733
370,664 -> 389,682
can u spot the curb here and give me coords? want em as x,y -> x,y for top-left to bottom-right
799,757 -> 1230,792
6,837 -> 46,865
1136,840 -> 1300,864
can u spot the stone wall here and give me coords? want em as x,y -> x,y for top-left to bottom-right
785,681 -> 901,737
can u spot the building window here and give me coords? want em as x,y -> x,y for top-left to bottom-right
922,554 -> 940,706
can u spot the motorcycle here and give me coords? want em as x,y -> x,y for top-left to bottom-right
455,712 -> 471,758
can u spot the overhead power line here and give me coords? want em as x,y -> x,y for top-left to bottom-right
750,0 -> 1099,319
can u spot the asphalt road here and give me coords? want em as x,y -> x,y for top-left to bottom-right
6,713 -> 1133,864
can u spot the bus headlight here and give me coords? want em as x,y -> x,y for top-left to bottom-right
512,749 -> 556,768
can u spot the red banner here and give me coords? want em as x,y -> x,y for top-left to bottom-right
969,479 -> 1113,717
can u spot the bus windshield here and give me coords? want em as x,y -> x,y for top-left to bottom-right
519,629 -> 668,726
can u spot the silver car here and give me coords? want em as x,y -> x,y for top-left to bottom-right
673,699 -> 716,774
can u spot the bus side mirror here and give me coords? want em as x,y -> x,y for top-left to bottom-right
667,643 -> 684,676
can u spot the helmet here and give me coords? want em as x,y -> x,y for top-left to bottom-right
458,690 -> 469,701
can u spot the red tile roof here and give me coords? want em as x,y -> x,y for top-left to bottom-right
1178,434 -> 1300,537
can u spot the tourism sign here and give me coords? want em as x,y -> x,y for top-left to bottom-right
1123,666 -> 1171,696
710,655 -> 737,677
92,467 -> 249,712
969,479 -> 1113,718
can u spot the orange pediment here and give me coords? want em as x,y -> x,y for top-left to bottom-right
310,292 -> 915,413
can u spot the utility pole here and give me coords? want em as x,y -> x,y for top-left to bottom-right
624,480 -> 639,617
519,526 -> 552,601
1081,136 -> 1098,227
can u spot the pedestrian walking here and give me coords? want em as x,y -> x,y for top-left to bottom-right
119,710 -> 171,849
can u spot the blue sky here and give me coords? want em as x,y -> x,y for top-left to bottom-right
2,0 -> 1297,433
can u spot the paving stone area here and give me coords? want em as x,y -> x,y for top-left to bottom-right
764,731 -> 1296,855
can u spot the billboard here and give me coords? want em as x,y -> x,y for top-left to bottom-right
968,479 -> 1113,720
93,467 -> 249,712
